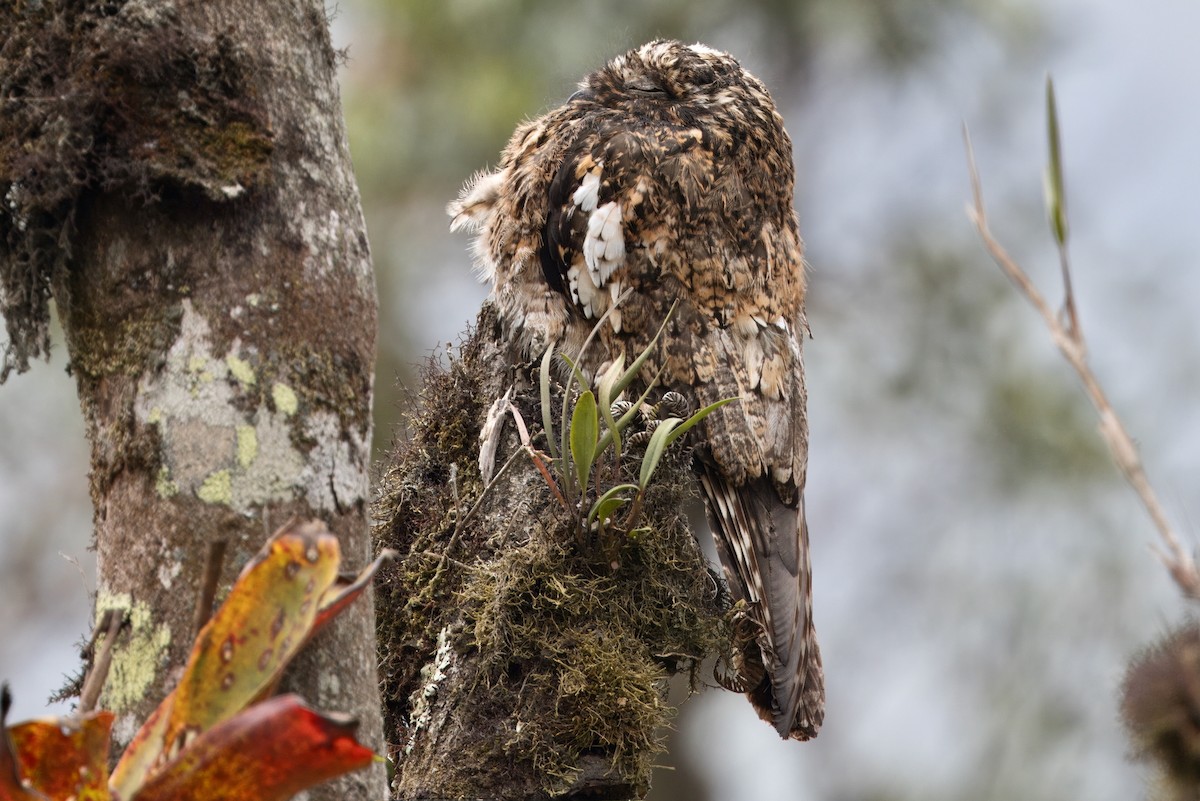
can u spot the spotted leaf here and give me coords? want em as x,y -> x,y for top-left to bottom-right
111,520 -> 340,797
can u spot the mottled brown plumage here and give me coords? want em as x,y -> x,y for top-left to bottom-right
448,40 -> 822,740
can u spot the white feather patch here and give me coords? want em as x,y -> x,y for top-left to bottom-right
584,201 -> 625,285
447,168 -> 505,232
608,281 -> 624,332
572,169 -> 601,212
568,261 -> 602,318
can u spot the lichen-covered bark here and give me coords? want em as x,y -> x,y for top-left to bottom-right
0,1 -> 383,797
375,304 -> 726,800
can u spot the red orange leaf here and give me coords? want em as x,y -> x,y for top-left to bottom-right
311,549 -> 395,638
9,712 -> 113,801
130,694 -> 373,801
0,686 -> 44,801
111,520 -> 341,797
246,548 -> 396,704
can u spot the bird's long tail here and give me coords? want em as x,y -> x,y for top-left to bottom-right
699,468 -> 824,740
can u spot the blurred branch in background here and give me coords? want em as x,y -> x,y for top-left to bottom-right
966,76 -> 1200,801
963,80 -> 1200,600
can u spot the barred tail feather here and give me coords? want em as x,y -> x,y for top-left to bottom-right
699,467 -> 824,740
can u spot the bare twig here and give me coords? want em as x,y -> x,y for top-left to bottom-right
963,121 -> 1200,599
192,539 -> 227,638
79,609 -> 124,713
454,444 -> 525,539
429,442 -> 528,591
415,551 -> 473,572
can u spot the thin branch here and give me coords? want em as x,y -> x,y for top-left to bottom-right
454,444 -> 526,539
428,443 -> 530,592
192,539 -> 227,639
415,551 -> 472,572
1057,244 -> 1080,342
963,124 -> 1200,599
78,609 -> 124,713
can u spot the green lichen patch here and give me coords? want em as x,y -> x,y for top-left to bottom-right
226,355 -> 257,388
96,591 -> 172,715
272,382 -> 299,416
132,301 -> 354,514
155,466 -> 179,498
236,424 -> 258,468
259,343 -> 371,436
197,469 -> 232,505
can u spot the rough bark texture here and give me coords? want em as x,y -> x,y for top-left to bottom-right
374,303 -> 727,800
0,1 -> 384,797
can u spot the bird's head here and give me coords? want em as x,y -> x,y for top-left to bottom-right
571,40 -> 783,137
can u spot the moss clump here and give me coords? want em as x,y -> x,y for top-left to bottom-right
1122,621 -> 1200,800
460,478 -> 721,794
374,306 -> 725,799
374,324 -> 492,746
0,1 -> 273,380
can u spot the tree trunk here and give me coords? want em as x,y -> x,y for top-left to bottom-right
374,303 -> 726,800
0,1 -> 384,797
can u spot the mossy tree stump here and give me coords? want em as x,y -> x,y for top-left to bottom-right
375,303 -> 727,800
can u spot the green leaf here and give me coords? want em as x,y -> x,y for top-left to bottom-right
637,397 -> 739,489
559,353 -> 589,389
539,345 -> 558,459
663,398 -> 739,450
596,355 -> 626,461
556,353 -> 592,501
610,300 -> 677,401
596,354 -> 625,412
1044,75 -> 1068,246
570,390 -> 599,491
639,417 -> 683,488
594,365 -> 664,456
587,483 -> 639,527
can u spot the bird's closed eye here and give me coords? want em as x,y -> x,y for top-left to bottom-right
626,78 -> 668,98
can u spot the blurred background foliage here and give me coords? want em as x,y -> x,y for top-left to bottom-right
3,0 -> 1198,799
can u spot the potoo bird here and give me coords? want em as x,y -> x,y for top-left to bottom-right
448,40 -> 822,740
